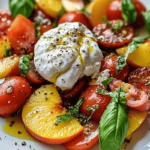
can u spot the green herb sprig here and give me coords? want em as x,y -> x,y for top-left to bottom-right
9,0 -> 35,18
142,10 -> 150,34
102,17 -> 123,32
55,98 -> 98,125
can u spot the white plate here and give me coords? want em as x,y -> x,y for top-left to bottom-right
0,0 -> 150,150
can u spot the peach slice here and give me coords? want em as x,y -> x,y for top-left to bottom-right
35,0 -> 62,18
22,84 -> 83,144
116,42 -> 150,67
0,55 -> 20,78
126,109 -> 147,140
91,0 -> 113,26
0,36 -> 11,58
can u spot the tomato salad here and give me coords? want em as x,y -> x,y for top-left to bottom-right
0,0 -> 150,150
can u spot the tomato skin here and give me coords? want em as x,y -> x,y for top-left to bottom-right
101,55 -> 129,81
0,76 -> 32,116
26,61 -> 45,85
93,20 -> 134,48
62,78 -> 86,99
0,10 -> 13,37
80,85 -> 111,122
64,120 -> 98,150
58,11 -> 93,30
128,67 -> 150,99
8,15 -> 36,55
106,0 -> 146,28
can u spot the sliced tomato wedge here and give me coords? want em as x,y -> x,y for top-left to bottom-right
128,67 -> 150,99
8,15 -> 36,54
64,120 -> 98,150
93,20 -> 134,48
0,10 -> 13,37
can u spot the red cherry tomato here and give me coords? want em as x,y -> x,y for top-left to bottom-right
61,78 -> 86,99
106,0 -> 146,28
101,55 -> 129,81
58,11 -> 93,30
0,10 -> 13,37
26,61 -> 45,85
93,20 -> 134,48
8,15 -> 36,55
128,67 -> 150,99
64,120 -> 98,150
0,76 -> 32,116
80,85 -> 111,122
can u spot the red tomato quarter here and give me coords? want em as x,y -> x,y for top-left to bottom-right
128,67 -> 150,99
0,76 -> 32,116
64,120 -> 98,150
93,20 -> 134,48
0,10 -> 13,37
101,55 -> 129,81
8,15 -> 36,54
106,0 -> 146,28
58,11 -> 93,30
80,85 -> 111,122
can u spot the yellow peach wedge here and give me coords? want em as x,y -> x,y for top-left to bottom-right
35,0 -> 62,18
116,42 -> 150,67
126,109 -> 147,140
22,84 -> 83,144
91,0 -> 113,26
0,36 -> 11,58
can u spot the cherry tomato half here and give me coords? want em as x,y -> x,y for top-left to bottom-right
8,15 -> 36,55
64,120 -> 98,150
80,85 -> 111,122
93,20 -> 134,48
106,0 -> 146,28
26,61 -> 45,85
101,55 -> 129,81
128,67 -> 150,99
0,76 -> 32,116
0,10 -> 13,37
58,11 -> 93,30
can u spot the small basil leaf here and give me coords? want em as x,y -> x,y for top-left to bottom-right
99,102 -> 128,150
34,20 -> 42,38
116,56 -> 126,73
19,55 -> 30,76
97,89 -> 109,95
121,0 -> 137,24
142,10 -> 150,34
102,77 -> 114,86
81,7 -> 91,16
9,0 -> 35,18
4,47 -> 12,57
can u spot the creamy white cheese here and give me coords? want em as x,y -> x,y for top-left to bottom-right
34,22 -> 103,90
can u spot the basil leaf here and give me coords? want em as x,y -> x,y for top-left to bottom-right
54,114 -> 72,125
102,77 -> 114,86
121,0 -> 137,24
142,10 -> 150,34
97,89 -> 109,95
9,0 -> 35,18
116,56 -> 126,73
99,102 -> 128,150
34,20 -> 42,38
81,7 -> 91,16
19,55 -> 30,76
